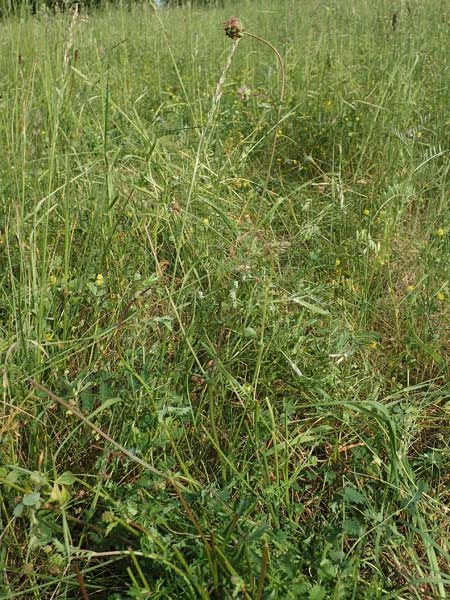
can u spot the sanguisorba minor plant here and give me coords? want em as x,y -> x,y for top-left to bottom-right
223,17 -> 285,203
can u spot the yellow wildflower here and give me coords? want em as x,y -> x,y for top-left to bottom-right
363,209 -> 370,216
437,292 -> 445,301
436,228 -> 445,237
49,275 -> 57,285
95,274 -> 104,286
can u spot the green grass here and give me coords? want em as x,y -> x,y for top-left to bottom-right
0,0 -> 449,598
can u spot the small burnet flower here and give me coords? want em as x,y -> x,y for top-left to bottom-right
101,511 -> 115,524
436,227 -> 445,237
95,273 -> 104,286
224,18 -> 244,40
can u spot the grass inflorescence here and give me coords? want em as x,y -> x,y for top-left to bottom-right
0,0 -> 449,598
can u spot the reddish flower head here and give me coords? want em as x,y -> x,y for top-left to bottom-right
223,18 -> 244,40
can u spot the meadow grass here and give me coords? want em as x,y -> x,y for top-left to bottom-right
0,0 -> 449,598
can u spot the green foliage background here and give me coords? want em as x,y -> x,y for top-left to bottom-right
0,0 -> 449,598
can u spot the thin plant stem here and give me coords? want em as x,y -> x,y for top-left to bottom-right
243,31 -> 285,204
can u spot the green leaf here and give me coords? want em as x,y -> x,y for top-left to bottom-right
22,492 -> 41,507
343,486 -> 366,505
56,471 -> 76,486
290,296 -> 329,315
318,558 -> 336,580
48,483 -> 70,506
309,583 -> 327,600
30,471 -> 48,486
32,523 -> 53,546
13,503 -> 24,518
248,522 -> 268,542
5,470 -> 19,485
153,316 -> 173,331
86,282 -> 99,296
343,518 -> 363,536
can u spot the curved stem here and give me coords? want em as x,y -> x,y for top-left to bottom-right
243,31 -> 285,203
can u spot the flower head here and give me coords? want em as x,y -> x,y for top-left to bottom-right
224,18 -> 244,40
95,273 -> 104,286
436,228 -> 445,237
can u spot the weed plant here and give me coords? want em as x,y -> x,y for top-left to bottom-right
0,0 -> 449,598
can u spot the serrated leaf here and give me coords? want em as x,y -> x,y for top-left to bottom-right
56,471 -> 76,486
22,492 -> 41,507
309,583 -> 327,600
343,518 -> 363,536
32,523 -> 53,546
318,558 -> 336,579
343,486 -> 366,505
